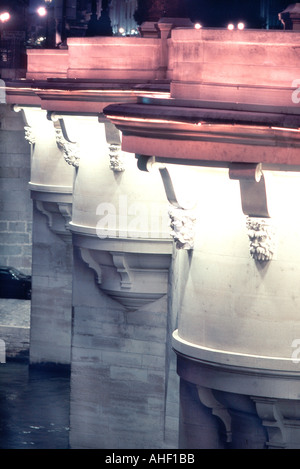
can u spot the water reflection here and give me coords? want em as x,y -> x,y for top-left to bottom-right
0,361 -> 70,449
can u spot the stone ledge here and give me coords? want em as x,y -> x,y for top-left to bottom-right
0,325 -> 29,361
173,329 -> 300,374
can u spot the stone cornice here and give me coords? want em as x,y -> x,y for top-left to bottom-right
5,79 -> 170,114
106,96 -> 300,126
104,98 -> 300,170
172,330 -> 300,378
173,333 -> 300,407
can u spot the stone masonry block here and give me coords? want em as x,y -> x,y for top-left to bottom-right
0,130 -> 29,153
142,354 -> 166,370
2,192 -> 31,213
110,365 -> 148,383
0,211 -> 24,221
22,245 -> 32,257
101,350 -> 142,367
0,232 -> 30,244
8,221 -> 26,232
0,177 -> 28,190
0,167 -> 19,178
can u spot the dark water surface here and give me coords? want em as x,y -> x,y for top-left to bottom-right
0,361 -> 70,449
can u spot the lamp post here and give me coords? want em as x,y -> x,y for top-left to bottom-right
86,0 -> 113,37
44,0 -> 55,48
0,11 -> 10,44
37,0 -> 55,48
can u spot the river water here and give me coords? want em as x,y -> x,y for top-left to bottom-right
0,361 -> 70,449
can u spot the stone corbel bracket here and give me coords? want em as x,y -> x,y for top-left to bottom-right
110,252 -> 132,289
137,155 -> 197,250
49,113 -> 80,168
79,247 -> 102,285
35,199 -> 72,242
197,386 -> 232,443
76,240 -> 171,311
229,163 -> 275,262
251,397 -> 287,449
104,120 -> 125,172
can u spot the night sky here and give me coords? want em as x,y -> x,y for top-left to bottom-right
186,0 -> 292,28
0,0 -> 295,30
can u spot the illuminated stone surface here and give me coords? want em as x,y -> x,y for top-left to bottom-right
4,21 -> 300,449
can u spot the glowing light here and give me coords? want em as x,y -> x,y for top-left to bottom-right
105,114 -> 204,127
36,36 -> 46,45
37,6 -> 47,16
237,22 -> 245,30
271,126 -> 300,133
227,23 -> 234,30
0,12 -> 10,22
119,27 -> 125,35
194,23 -> 202,30
6,86 -> 170,103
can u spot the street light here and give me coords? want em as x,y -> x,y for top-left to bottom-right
227,22 -> 245,31
37,6 -> 47,17
0,12 -> 10,23
36,1 -> 55,48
